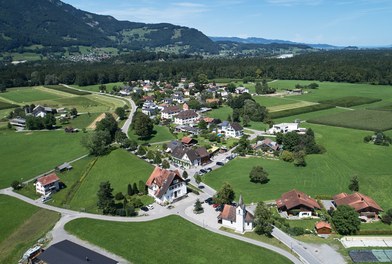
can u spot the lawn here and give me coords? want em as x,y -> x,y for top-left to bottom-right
0,87 -> 62,103
0,195 -> 60,264
67,113 -> 101,129
0,130 -> 87,188
204,124 -> 392,209
128,124 -> 176,144
308,109 -> 392,131
71,82 -> 125,93
44,85 -> 91,95
206,105 -> 232,121
253,96 -> 299,108
53,95 -> 125,114
68,149 -> 154,212
65,216 -> 292,264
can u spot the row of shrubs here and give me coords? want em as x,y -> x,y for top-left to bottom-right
269,104 -> 334,119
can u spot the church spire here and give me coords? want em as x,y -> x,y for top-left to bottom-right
238,194 -> 244,206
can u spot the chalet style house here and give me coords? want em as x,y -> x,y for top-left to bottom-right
218,195 -> 254,233
276,189 -> 321,217
35,173 -> 60,196
146,167 -> 187,204
218,121 -> 243,138
333,192 -> 383,218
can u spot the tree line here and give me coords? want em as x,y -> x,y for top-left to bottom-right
1,50 -> 392,89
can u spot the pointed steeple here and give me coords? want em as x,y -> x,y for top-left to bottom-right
238,194 -> 244,206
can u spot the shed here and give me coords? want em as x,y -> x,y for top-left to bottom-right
56,162 -> 73,172
315,221 -> 332,235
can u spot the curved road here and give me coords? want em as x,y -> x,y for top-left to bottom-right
7,86 -> 345,263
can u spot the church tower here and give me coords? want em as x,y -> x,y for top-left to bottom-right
235,194 -> 245,233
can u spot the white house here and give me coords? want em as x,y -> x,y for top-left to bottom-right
219,121 -> 243,138
235,87 -> 249,94
173,110 -> 199,125
146,167 -> 187,204
218,195 -> 254,233
35,173 -> 60,196
32,105 -> 55,118
161,106 -> 181,120
267,123 -> 306,134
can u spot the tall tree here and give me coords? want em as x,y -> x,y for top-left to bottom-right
253,202 -> 273,236
95,113 -> 118,140
214,182 -> 235,205
97,181 -> 115,215
133,112 -> 153,139
249,166 -> 269,184
332,205 -> 361,235
81,130 -> 112,156
348,176 -> 359,192
115,107 -> 126,120
127,183 -> 133,196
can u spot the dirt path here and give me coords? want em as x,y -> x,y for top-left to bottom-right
87,113 -> 106,129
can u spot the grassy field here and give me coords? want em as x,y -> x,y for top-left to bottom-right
308,109 -> 392,131
128,124 -> 176,144
68,149 -> 154,212
0,195 -> 60,263
254,96 -> 301,108
268,101 -> 318,112
44,85 -> 91,95
269,104 -> 334,119
204,123 -> 392,209
0,100 -> 18,110
71,82 -> 126,93
0,130 -> 87,188
65,216 -> 292,264
319,96 -> 382,108
206,105 -> 232,121
67,113 -> 101,129
0,87 -> 62,103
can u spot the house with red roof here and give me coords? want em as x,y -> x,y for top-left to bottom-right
218,195 -> 254,233
146,167 -> 187,204
276,189 -> 321,217
35,173 -> 60,196
333,192 -> 383,217
315,221 -> 332,235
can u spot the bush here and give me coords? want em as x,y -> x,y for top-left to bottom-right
115,192 -> 125,201
11,180 -> 22,190
280,150 -> 294,162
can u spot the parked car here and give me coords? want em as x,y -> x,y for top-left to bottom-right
215,204 -> 224,212
212,203 -> 220,208
206,168 -> 212,172
140,206 -> 149,212
147,204 -> 154,210
216,161 -> 225,166
199,169 -> 207,175
204,197 -> 213,205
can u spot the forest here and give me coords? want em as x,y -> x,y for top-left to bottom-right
1,49 -> 392,89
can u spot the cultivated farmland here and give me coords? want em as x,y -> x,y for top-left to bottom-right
308,109 -> 392,131
319,96 -> 381,107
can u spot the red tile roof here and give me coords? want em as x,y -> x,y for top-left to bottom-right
333,192 -> 383,212
181,137 -> 193,144
220,204 -> 236,222
315,221 -> 331,230
276,189 -> 320,211
37,173 -> 60,186
146,167 -> 183,198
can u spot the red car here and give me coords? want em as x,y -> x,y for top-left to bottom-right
212,203 -> 220,208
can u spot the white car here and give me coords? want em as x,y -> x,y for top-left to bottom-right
147,204 -> 154,210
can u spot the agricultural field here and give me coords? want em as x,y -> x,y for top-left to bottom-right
0,130 -> 87,188
68,149 -> 154,212
65,216 -> 292,264
308,109 -> 392,131
319,96 -> 381,108
253,96 -> 299,108
67,113 -> 101,129
0,87 -> 62,103
0,100 -> 18,110
267,100 -> 318,112
269,104 -> 335,119
204,123 -> 392,209
0,195 -> 60,264
44,85 -> 91,95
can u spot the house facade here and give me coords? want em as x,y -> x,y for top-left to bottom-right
146,167 -> 187,204
173,110 -> 199,125
171,146 -> 210,167
35,173 -> 60,196
276,189 -> 321,217
161,106 -> 181,120
218,195 -> 254,233
219,121 -> 243,138
268,123 -> 306,134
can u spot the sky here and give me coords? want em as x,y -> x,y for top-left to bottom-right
61,0 -> 392,46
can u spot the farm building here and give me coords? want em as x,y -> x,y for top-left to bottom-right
333,192 -> 383,218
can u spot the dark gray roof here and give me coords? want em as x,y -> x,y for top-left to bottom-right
230,122 -> 243,131
38,240 -> 118,264
175,110 -> 198,120
171,146 -> 200,163
167,140 -> 183,151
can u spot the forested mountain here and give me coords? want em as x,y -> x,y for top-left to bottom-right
210,36 -> 339,50
0,0 -> 219,53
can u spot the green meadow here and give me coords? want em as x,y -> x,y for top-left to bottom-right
65,216 -> 292,264
128,124 -> 176,144
0,195 -> 60,264
0,130 -> 87,188
68,149 -> 154,212
0,87 -> 61,103
204,123 -> 392,209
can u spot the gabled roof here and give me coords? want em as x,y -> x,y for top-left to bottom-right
315,221 -> 331,230
181,137 -> 193,144
37,173 -> 60,186
220,204 -> 236,222
230,122 -> 243,131
175,110 -> 198,120
276,189 -> 320,211
162,105 -> 181,114
333,192 -> 383,212
146,167 -> 183,198
195,147 -> 209,158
